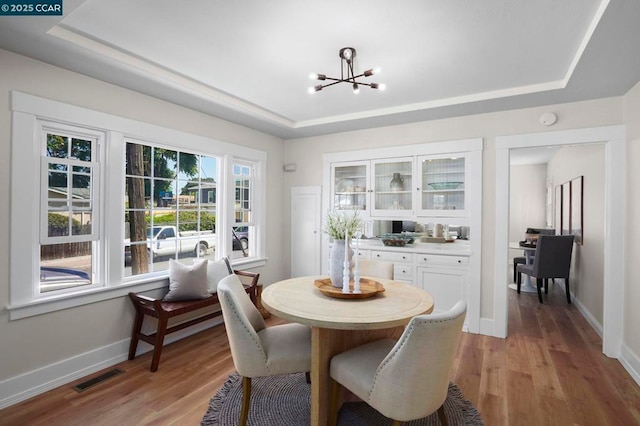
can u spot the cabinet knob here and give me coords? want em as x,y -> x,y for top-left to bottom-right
458,260 -> 462,263
423,257 -> 428,261
402,256 -> 406,260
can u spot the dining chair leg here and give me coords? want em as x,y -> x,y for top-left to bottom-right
544,278 -> 549,294
536,278 -> 544,303
240,376 -> 251,426
437,404 -> 449,426
329,378 -> 341,426
565,276 -> 571,304
516,273 -> 522,293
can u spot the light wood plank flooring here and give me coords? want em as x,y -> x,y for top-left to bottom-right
1,283 -> 639,425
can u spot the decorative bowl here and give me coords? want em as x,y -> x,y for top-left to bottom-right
381,238 -> 407,247
428,182 -> 463,190
379,233 -> 415,246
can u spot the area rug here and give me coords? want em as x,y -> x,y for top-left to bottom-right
202,373 -> 483,425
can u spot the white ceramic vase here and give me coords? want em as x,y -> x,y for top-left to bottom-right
329,239 -> 353,287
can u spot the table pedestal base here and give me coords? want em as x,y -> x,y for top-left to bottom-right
508,282 -> 538,293
311,326 -> 404,426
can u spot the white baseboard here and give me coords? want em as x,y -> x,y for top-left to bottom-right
551,279 -> 604,337
620,343 -> 640,387
570,289 -> 604,338
0,317 -> 223,410
479,317 -> 502,338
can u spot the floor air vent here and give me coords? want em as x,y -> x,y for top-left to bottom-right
72,368 -> 124,392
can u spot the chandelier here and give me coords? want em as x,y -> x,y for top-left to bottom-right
308,47 -> 385,94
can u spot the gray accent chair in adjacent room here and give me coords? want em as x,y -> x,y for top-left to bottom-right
328,301 -> 467,426
218,274 -> 312,426
516,235 -> 575,304
513,228 -> 556,282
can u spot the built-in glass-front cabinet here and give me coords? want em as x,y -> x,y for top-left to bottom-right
418,154 -> 467,216
371,158 -> 414,216
331,158 -> 415,217
332,161 -> 368,211
322,138 -> 483,334
331,154 -> 469,218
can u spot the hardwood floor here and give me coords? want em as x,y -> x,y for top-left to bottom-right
1,283 -> 639,425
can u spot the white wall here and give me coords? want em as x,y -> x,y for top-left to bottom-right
284,99 -> 623,321
548,145 -> 605,325
509,163 -> 548,243
623,80 -> 640,359
0,49 -> 286,384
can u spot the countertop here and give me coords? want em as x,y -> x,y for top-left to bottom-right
350,239 -> 472,256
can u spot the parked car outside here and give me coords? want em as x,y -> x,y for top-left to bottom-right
40,266 -> 91,292
232,227 -> 249,251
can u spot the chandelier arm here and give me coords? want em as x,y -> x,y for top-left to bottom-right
318,80 -> 344,89
351,72 -> 373,80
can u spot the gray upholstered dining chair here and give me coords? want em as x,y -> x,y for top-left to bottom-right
218,274 -> 312,426
513,228 -> 555,282
358,259 -> 394,279
516,235 -> 574,304
328,301 -> 467,426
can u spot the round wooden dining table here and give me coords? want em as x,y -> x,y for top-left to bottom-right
261,276 -> 434,426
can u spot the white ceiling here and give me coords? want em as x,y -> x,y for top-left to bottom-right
1,0 -> 640,139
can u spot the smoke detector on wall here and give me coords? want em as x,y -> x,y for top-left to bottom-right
539,112 -> 557,126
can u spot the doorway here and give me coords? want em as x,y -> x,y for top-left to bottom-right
495,125 -> 625,357
290,186 -> 321,277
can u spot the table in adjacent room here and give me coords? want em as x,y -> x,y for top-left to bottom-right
509,241 -> 538,293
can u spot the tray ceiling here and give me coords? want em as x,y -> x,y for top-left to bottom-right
1,0 -> 639,139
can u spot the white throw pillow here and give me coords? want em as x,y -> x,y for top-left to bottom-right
163,259 -> 210,301
203,256 -> 233,294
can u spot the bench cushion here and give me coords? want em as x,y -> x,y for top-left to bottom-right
163,259 -> 209,301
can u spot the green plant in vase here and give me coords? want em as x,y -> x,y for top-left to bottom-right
325,210 -> 362,240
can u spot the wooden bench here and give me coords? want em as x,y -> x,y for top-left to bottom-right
127,270 -> 259,372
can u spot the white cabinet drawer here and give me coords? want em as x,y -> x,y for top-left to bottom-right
393,264 -> 413,280
371,250 -> 413,263
356,249 -> 371,259
416,254 -> 468,267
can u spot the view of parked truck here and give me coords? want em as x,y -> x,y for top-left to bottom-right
124,225 -> 216,262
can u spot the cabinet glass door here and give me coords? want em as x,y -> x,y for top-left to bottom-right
420,156 -> 465,214
332,162 -> 368,211
372,158 -> 413,215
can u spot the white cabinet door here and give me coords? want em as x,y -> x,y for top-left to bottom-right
370,157 -> 415,217
417,266 -> 467,315
417,154 -> 467,217
331,161 -> 369,213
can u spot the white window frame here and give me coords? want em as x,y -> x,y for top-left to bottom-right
40,122 -> 102,244
37,122 -> 104,297
9,91 -> 267,320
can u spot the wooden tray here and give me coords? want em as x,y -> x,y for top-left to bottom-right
314,278 -> 385,299
420,237 -> 456,243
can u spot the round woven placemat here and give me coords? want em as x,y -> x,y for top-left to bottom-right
201,373 -> 483,425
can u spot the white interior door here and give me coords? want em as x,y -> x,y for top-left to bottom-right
291,186 -> 321,277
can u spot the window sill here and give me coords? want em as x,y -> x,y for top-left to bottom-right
6,257 -> 268,320
230,256 -> 268,270
6,279 -> 169,321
